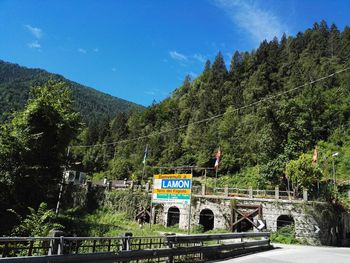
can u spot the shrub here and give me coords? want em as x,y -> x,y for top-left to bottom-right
270,224 -> 299,244
10,203 -> 63,237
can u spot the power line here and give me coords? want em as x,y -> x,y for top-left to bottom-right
71,67 -> 350,149
151,166 -> 216,171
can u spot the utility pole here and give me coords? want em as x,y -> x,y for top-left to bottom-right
332,152 -> 339,194
55,146 -> 70,215
141,144 -> 148,184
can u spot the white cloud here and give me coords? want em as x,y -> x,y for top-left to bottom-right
213,0 -> 288,43
24,24 -> 43,39
169,51 -> 187,61
78,48 -> 87,54
28,41 -> 41,49
193,53 -> 206,63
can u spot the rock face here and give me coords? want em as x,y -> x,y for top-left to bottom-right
158,195 -> 350,246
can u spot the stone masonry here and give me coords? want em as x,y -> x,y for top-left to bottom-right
158,195 -> 350,246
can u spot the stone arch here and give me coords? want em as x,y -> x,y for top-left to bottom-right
199,209 -> 214,231
167,206 -> 180,227
277,215 -> 294,229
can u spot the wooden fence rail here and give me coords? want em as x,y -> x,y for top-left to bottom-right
0,232 -> 271,262
192,185 -> 302,200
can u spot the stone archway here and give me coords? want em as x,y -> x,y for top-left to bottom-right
167,207 -> 180,227
199,209 -> 214,231
277,215 -> 294,229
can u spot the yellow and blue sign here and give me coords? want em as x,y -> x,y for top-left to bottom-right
152,174 -> 192,206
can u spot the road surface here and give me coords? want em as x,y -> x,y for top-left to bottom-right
215,244 -> 350,263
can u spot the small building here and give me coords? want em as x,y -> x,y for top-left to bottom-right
64,170 -> 86,185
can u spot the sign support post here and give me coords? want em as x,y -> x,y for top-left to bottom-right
187,168 -> 193,235
150,175 -> 154,229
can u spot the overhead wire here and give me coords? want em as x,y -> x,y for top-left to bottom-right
70,67 -> 350,149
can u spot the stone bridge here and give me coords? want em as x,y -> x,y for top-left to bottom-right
154,189 -> 350,246
69,181 -> 350,247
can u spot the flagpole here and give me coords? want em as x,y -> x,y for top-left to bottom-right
56,146 -> 70,215
150,173 -> 154,230
141,161 -> 146,184
141,144 -> 148,184
214,146 -> 220,190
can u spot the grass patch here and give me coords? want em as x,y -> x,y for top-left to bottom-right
74,208 -> 188,236
60,207 -> 229,237
270,224 -> 300,244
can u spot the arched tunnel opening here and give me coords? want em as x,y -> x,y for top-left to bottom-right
143,207 -> 150,223
236,215 -> 254,232
167,207 -> 180,227
199,209 -> 214,231
277,215 -> 294,229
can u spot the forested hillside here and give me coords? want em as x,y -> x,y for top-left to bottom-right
0,60 -> 143,124
76,21 -> 350,194
1,20 -> 350,236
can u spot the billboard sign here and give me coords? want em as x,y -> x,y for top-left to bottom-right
152,174 -> 192,206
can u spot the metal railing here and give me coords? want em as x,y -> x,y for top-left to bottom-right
0,232 -> 271,262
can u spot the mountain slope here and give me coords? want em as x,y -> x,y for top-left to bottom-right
0,60 -> 143,123
92,22 -> 350,189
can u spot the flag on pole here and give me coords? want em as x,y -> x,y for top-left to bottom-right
214,147 -> 221,168
312,145 -> 318,166
142,144 -> 148,165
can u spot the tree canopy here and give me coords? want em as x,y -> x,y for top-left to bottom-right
73,21 -> 350,193
0,80 -> 80,234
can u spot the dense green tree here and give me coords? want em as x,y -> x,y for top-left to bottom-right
0,80 -> 80,234
10,202 -> 63,237
94,21 -> 350,191
5,22 -> 350,204
285,153 -> 322,196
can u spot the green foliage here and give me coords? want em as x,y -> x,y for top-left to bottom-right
81,208 -> 188,237
285,153 -> 322,195
84,21 -> 350,199
192,224 -> 205,233
61,206 -> 225,237
206,166 -> 266,189
3,21 -> 350,234
106,157 -> 133,180
270,224 -> 301,244
104,190 -> 150,219
0,80 -> 80,234
10,203 -> 63,237
317,139 -> 350,183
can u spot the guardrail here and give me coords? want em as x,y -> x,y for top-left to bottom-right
0,232 -> 271,262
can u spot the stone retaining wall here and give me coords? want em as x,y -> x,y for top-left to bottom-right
158,195 -> 350,246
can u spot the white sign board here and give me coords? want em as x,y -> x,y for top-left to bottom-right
152,174 -> 192,206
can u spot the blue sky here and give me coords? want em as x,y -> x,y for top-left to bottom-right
0,0 -> 349,106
